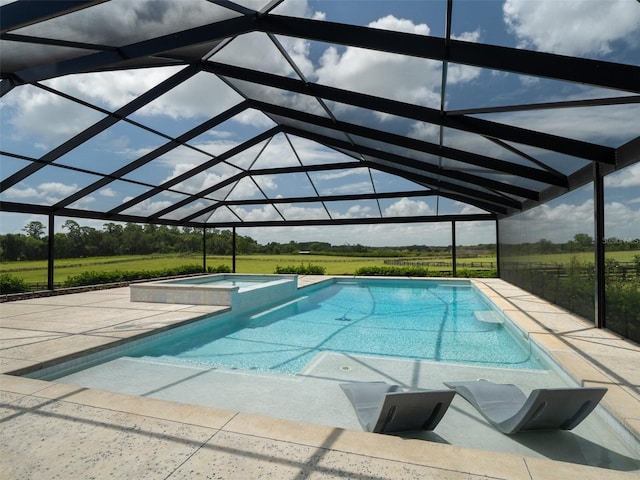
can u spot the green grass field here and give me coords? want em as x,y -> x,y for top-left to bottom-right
1,253 -> 490,284
2,250 -> 637,286
502,250 -> 640,265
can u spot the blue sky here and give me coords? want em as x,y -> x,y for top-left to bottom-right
1,0 -> 639,246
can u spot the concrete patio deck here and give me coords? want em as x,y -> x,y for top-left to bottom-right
1,276 -> 639,479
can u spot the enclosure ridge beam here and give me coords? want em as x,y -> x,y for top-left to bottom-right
207,61 -> 610,166
0,200 -> 495,228
257,14 -> 640,94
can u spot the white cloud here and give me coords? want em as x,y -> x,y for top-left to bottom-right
162,162 -> 235,195
99,188 -> 117,197
369,15 -> 430,35
4,182 -> 79,204
69,196 -> 96,209
279,204 -> 328,220
456,203 -> 487,215
5,85 -> 103,147
121,198 -> 173,216
162,200 -> 215,221
503,0 -> 640,56
525,198 -> 594,226
19,0 -> 234,50
384,198 -> 435,217
136,72 -> 244,120
254,175 -> 278,192
233,205 -> 281,222
315,170 -> 364,182
213,31 -> 315,78
45,67 -> 182,111
3,186 -> 39,200
508,193 -> 640,243
605,201 -> 640,239
323,181 -> 373,196
241,221 -> 465,247
314,15 -> 480,110
604,163 -> 640,188
482,102 -> 640,145
346,204 -> 373,217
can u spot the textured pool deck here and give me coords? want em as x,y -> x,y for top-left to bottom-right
1,276 -> 639,479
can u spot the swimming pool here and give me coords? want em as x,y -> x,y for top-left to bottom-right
131,279 -> 544,373
37,278 -> 545,380
15,278 -> 640,472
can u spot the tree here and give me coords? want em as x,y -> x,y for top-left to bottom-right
573,233 -> 594,251
23,220 -> 45,239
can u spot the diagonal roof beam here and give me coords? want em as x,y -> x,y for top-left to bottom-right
113,126 -> 279,216
1,64 -> 201,192
257,15 -> 640,94
281,126 -> 537,201
209,0 -> 257,16
205,61 -> 611,165
447,95 -> 640,116
251,99 -> 569,187
56,102 -> 250,211
362,149 -> 535,200
1,32 -> 119,52
179,159 -> 515,222
0,0 -> 107,33
8,15 -> 257,85
361,161 -> 516,214
149,159 -> 364,220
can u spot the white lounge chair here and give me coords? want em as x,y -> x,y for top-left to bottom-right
444,379 -> 607,434
340,382 -> 455,434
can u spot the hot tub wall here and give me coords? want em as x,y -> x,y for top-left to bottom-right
130,274 -> 298,310
130,283 -> 235,306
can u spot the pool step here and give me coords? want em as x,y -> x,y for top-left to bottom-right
474,311 -> 504,324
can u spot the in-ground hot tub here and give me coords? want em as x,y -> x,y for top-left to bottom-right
130,274 -> 298,313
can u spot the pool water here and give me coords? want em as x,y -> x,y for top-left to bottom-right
177,279 -> 260,288
165,277 -> 266,288
129,279 -> 545,374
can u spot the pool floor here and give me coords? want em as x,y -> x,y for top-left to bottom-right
52,351 -> 640,471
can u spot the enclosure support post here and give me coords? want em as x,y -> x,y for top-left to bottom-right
232,227 -> 237,273
594,163 -> 606,329
47,214 -> 55,290
495,218 -> 501,278
451,220 -> 457,277
202,227 -> 207,273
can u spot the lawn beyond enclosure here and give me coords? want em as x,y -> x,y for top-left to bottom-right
3,251 -> 638,290
1,253 -> 498,286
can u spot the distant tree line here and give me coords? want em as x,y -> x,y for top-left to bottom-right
0,219 -> 517,262
1,220 -> 259,261
501,233 -> 640,256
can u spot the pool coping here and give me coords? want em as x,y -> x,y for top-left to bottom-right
1,275 -> 639,478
